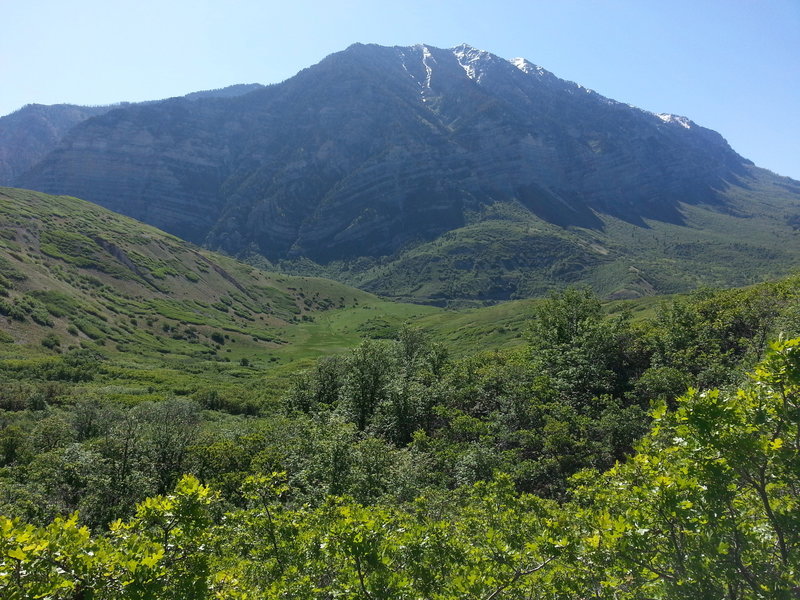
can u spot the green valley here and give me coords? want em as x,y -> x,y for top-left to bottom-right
2,16 -> 799,599
0,187 -> 798,598
0,188 -> 450,397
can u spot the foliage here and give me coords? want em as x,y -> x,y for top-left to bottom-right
1,339 -> 797,597
1,188 -> 799,597
0,474 -> 216,599
570,337 -> 800,598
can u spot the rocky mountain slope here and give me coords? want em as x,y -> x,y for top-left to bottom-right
0,84 -> 264,187
13,44 -> 800,302
0,104 -> 112,185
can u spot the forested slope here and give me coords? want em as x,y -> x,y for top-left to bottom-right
1,277 -> 799,597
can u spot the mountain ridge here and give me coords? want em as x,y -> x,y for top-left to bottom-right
10,43 -> 800,302
0,83 -> 265,187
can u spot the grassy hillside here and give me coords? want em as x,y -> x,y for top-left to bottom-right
3,185 -> 796,406
0,188 -> 451,400
0,188 -> 373,357
280,167 -> 800,305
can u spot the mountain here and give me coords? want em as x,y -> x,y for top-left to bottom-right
0,104 -> 113,185
182,83 -> 265,100
0,84 -> 264,187
13,43 -> 800,303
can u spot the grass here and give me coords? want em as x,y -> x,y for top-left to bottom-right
0,188 -> 453,402
275,167 -> 800,305
3,182 -> 798,405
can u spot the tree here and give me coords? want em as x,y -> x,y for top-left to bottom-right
573,338 -> 800,598
528,287 -> 640,406
0,475 -> 217,599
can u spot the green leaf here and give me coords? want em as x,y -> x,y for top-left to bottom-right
7,547 -> 27,561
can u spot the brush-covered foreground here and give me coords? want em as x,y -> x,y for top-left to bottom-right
2,187 -> 800,597
1,271 -> 800,597
0,338 -> 798,599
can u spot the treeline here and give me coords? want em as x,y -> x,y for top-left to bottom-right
279,282 -> 796,499
0,280 -> 799,596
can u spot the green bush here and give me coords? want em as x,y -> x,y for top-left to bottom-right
41,333 -> 60,350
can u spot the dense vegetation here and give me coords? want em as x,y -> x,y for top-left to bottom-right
2,274 -> 799,597
282,171 -> 800,305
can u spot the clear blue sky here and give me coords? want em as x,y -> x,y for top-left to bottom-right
3,0 -> 798,179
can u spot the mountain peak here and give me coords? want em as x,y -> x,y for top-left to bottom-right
13,40 -> 783,305
450,43 -> 500,81
656,113 -> 694,129
451,42 -> 484,53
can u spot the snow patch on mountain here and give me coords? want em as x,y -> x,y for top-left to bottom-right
509,57 -> 549,78
452,43 -> 489,81
510,57 -> 531,73
421,45 -> 435,89
397,47 -> 430,104
397,49 -> 420,84
657,113 -> 693,129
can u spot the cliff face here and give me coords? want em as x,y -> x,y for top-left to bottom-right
19,100 -> 237,243
0,104 -> 112,185
16,43 -> 755,263
10,84 -> 265,243
219,42 -> 748,262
